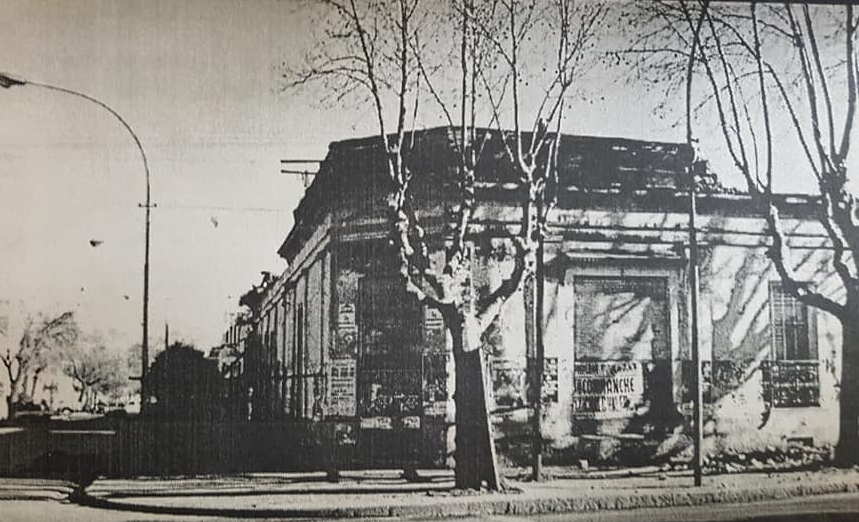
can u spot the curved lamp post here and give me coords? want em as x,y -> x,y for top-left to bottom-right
0,71 -> 152,406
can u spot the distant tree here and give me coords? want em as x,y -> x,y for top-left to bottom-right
123,343 -> 144,398
61,334 -> 126,411
1,311 -> 78,418
145,342 -> 222,422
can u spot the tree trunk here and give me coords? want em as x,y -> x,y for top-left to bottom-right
29,370 -> 41,400
9,378 -> 23,407
836,309 -> 859,467
451,317 -> 501,490
19,373 -> 30,403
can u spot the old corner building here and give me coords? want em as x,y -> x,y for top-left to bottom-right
232,126 -> 841,470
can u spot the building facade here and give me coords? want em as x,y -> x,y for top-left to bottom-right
234,127 -> 841,469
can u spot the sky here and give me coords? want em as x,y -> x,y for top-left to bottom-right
0,0 -> 675,357
1,0 -> 847,362
0,0 -> 353,353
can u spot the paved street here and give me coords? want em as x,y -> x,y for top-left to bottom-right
4,493 -> 859,522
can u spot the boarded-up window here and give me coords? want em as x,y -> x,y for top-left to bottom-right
574,276 -> 669,361
572,276 -> 672,422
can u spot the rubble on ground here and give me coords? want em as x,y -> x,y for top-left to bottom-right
702,445 -> 832,474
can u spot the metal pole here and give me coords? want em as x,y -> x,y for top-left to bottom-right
0,72 -> 151,408
143,177 -> 150,406
689,169 -> 703,487
680,2 -> 708,487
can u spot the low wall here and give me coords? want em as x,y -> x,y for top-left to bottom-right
0,424 -> 48,477
0,417 -> 326,479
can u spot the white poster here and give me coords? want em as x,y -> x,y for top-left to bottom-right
573,361 -> 645,419
327,358 -> 357,417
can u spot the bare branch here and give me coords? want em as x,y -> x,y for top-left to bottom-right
694,7 -> 758,191
819,189 -> 857,287
766,205 -> 845,318
348,0 -> 388,142
684,0 -> 708,146
704,9 -> 752,179
763,60 -> 822,181
750,3 -> 774,193
839,4 -> 857,163
475,236 -> 533,332
786,4 -> 834,175
803,5 -> 837,161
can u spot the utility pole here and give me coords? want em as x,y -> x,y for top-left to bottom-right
141,193 -> 152,406
689,163 -> 703,487
164,322 -> 169,351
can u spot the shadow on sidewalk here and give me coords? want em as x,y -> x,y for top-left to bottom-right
98,484 -> 453,499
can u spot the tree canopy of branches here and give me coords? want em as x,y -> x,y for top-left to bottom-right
1,311 -> 78,418
285,0 -> 607,489
621,1 -> 859,465
145,342 -> 223,423
61,334 -> 128,412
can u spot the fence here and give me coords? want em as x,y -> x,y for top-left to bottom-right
0,416 -> 324,480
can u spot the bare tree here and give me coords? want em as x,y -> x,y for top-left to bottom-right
1,311 -> 78,418
285,0 -> 605,489
622,1 -> 859,466
62,335 -> 126,411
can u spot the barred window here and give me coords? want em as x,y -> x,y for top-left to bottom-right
769,282 -> 813,361
765,281 -> 819,408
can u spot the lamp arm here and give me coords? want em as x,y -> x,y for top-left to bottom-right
25,81 -> 150,191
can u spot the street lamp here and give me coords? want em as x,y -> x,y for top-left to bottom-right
0,71 -> 152,406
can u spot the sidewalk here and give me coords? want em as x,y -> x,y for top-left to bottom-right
73,467 -> 859,519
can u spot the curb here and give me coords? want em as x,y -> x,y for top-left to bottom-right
0,492 -> 72,501
0,482 -> 75,502
72,478 -> 859,519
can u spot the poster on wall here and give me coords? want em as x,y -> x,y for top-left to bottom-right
681,360 -> 715,404
491,359 -> 527,409
334,303 -> 358,358
423,306 -> 446,349
360,416 -> 393,429
573,361 -> 644,418
401,415 -> 421,429
327,358 -> 357,417
543,357 -> 559,403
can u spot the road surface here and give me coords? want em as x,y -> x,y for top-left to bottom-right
2,492 -> 859,522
